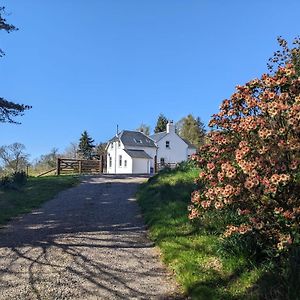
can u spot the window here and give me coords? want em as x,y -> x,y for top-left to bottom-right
118,141 -> 121,148
109,156 -> 112,168
166,141 -> 170,148
134,138 -> 142,144
124,160 -> 127,167
111,143 -> 113,149
160,158 -> 165,165
119,155 -> 122,167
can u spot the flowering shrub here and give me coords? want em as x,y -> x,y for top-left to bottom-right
189,43 -> 300,256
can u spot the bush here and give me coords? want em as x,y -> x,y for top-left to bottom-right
0,175 -> 12,189
189,38 -> 300,259
0,171 -> 27,189
176,160 -> 197,172
12,171 -> 27,186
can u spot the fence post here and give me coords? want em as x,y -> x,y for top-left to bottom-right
79,160 -> 82,174
100,156 -> 104,173
56,158 -> 61,176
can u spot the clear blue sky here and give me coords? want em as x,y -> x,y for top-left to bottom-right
1,0 -> 299,161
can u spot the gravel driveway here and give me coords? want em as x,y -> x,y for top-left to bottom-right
0,175 -> 180,300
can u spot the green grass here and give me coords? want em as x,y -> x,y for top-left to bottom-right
137,167 -> 265,300
0,175 -> 79,226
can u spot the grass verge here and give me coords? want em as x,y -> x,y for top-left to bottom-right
137,167 -> 266,300
0,175 -> 79,226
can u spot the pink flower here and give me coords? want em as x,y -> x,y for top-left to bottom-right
214,201 -> 224,210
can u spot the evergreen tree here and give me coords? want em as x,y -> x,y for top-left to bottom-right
78,131 -> 95,159
177,114 -> 206,147
0,7 -> 31,123
154,114 -> 168,133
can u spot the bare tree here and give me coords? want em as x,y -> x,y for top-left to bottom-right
63,142 -> 78,158
136,123 -> 150,135
0,143 -> 29,173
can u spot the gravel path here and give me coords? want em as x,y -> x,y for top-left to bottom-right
0,175 -> 180,300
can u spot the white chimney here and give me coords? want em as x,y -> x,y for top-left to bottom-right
166,120 -> 175,133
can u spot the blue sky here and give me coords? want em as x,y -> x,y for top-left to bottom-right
1,0 -> 299,160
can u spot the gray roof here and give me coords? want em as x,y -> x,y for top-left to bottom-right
109,130 -> 156,148
149,132 -> 168,142
124,149 -> 153,159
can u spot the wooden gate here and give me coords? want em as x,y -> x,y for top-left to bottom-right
56,158 -> 104,175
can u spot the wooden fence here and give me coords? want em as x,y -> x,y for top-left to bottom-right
56,158 -> 104,175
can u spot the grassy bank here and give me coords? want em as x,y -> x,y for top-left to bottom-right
137,166 -> 267,300
0,175 -> 79,226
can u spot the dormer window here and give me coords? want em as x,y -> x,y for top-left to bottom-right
134,138 -> 142,144
166,141 -> 170,149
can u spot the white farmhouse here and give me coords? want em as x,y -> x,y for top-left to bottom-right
149,121 -> 196,167
106,131 -> 157,174
106,121 -> 197,174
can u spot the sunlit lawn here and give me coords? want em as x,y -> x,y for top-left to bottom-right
137,167 -> 265,299
0,175 -> 79,226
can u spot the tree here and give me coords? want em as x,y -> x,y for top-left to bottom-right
0,6 -> 31,123
0,143 -> 29,173
35,148 -> 59,169
154,114 -> 168,133
189,37 -> 300,259
177,114 -> 206,147
94,142 -> 107,159
63,142 -> 78,158
136,123 -> 150,135
78,131 -> 95,159
268,36 -> 300,75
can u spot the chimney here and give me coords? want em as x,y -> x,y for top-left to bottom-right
166,120 -> 175,133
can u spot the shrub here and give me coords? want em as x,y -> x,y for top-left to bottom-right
0,171 -> 27,189
0,175 -> 12,189
12,171 -> 27,186
189,38 -> 300,259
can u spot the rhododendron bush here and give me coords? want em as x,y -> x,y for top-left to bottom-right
189,38 -> 300,256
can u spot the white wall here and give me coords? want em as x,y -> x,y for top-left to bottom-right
156,132 -> 189,164
132,158 -> 150,174
106,140 -> 155,174
107,141 -> 133,174
187,147 -> 196,158
123,145 -> 156,169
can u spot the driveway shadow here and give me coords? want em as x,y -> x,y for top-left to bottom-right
0,176 -> 180,300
